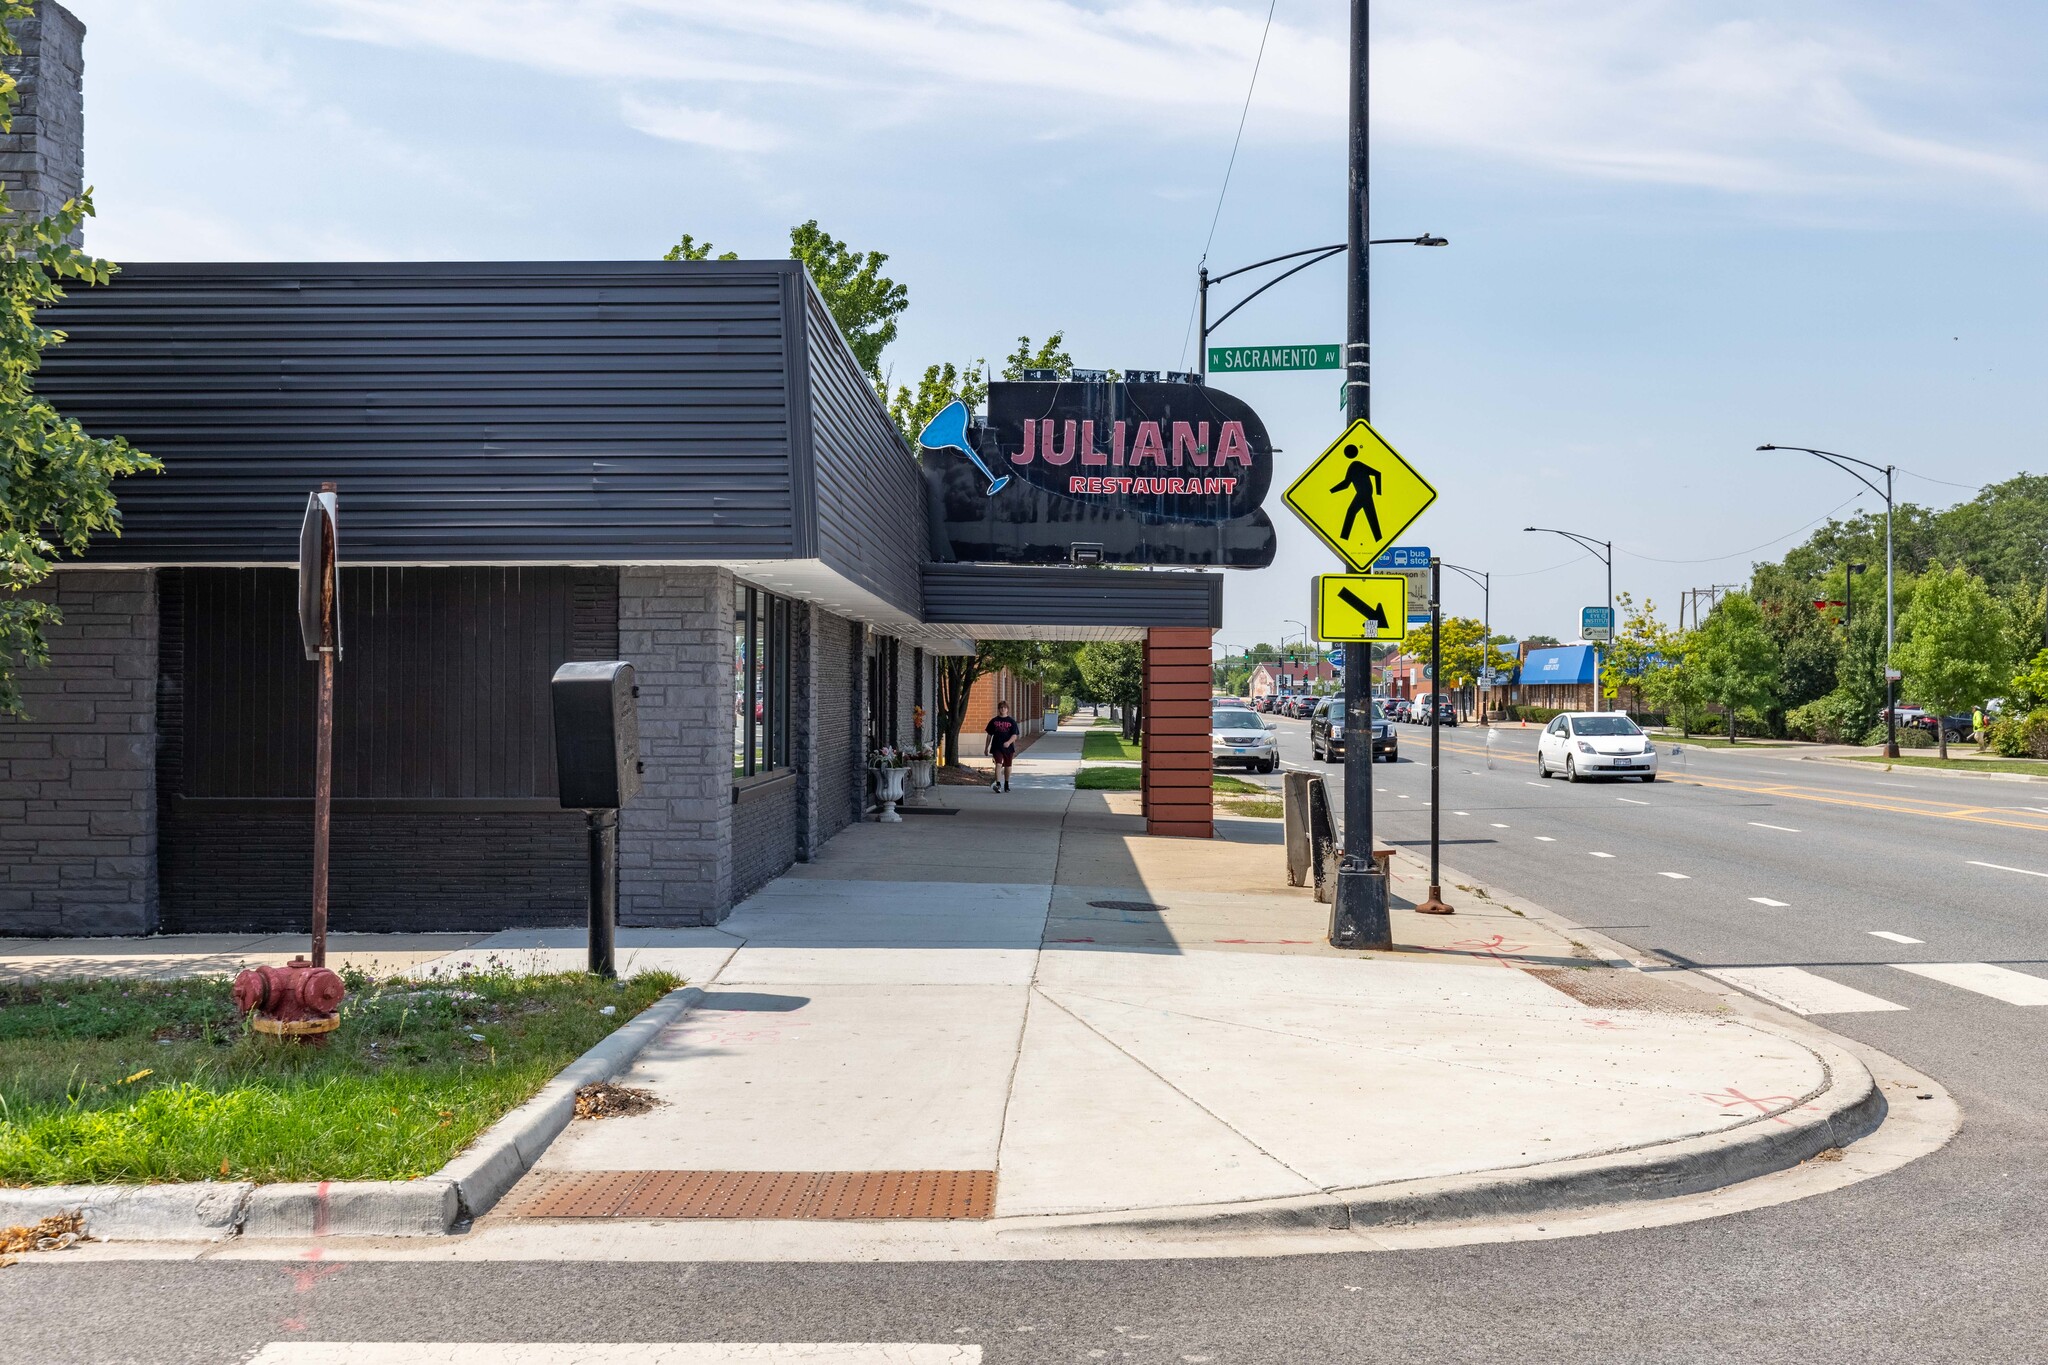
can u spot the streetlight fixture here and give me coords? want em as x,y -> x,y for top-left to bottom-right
1759,445 -> 1898,757
1440,561 -> 1491,724
1523,527 -> 1614,710
1198,236 -> 1448,379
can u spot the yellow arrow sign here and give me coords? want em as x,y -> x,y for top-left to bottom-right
1282,419 -> 1437,570
1312,573 -> 1409,643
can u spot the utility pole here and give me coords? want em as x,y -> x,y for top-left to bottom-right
1416,557 -> 1452,914
1332,0 -> 1389,948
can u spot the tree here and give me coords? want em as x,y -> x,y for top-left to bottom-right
1407,615 -> 1486,715
788,220 -> 908,381
1639,630 -> 1712,735
1690,593 -> 1781,742
1001,333 -> 1074,379
662,233 -> 737,262
886,358 -> 987,451
1895,564 -> 2010,758
0,4 -> 159,716
1598,593 -> 1669,709
1076,639 -> 1145,742
932,640 -> 1069,767
1523,634 -> 1561,648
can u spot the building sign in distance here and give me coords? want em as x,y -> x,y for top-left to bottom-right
1283,419 -> 1438,571
1312,573 -> 1408,643
1581,605 -> 1613,643
1208,344 -> 1340,374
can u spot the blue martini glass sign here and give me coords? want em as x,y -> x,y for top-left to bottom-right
917,400 -> 1008,496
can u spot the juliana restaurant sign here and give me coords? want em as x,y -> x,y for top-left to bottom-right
917,380 -> 1277,568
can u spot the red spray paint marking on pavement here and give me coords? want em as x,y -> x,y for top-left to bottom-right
1448,934 -> 1535,966
278,1179 -> 343,1331
1701,1085 -> 1822,1127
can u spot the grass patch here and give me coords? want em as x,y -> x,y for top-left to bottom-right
1222,798 -> 1283,819
1081,730 -> 1142,761
0,968 -> 678,1186
1075,766 -> 1264,794
1843,754 -> 2048,776
1648,731 -> 1793,749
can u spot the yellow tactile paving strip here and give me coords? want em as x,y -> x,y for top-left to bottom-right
503,1170 -> 997,1221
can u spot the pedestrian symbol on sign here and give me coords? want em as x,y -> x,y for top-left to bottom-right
1333,445 -> 1384,542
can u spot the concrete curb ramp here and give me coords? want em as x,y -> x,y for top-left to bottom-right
0,985 -> 703,1241
1011,1024 -> 1881,1236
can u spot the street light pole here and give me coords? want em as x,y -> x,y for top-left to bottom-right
1442,561 -> 1490,724
1759,446 -> 1899,757
1523,527 -> 1614,710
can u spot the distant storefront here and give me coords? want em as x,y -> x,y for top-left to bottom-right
1510,645 -> 1599,712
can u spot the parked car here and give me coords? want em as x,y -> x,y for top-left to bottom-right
1311,698 -> 1397,763
1909,712 -> 1973,742
1536,711 -> 1659,782
1385,698 -> 1411,722
1211,705 -> 1278,773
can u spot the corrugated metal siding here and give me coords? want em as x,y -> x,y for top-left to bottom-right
796,280 -> 924,615
921,565 -> 1223,628
37,262 -> 799,564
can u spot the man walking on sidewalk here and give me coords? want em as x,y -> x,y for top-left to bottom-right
985,701 -> 1020,792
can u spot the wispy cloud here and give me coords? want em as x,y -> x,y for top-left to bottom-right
306,0 -> 2048,208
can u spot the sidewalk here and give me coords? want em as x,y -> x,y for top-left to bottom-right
1,728 -> 1879,1237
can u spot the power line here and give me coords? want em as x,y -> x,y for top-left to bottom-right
1617,493 -> 1862,565
1178,0 -> 1281,368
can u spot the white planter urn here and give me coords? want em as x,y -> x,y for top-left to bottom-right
906,759 -> 935,800
872,765 -> 908,822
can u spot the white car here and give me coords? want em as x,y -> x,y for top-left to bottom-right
1211,706 -> 1279,774
1536,712 -> 1659,782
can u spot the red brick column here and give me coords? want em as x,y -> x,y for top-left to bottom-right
1143,626 -> 1214,838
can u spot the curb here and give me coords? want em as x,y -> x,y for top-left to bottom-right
1,984 -> 702,1242
1798,753 -> 2048,785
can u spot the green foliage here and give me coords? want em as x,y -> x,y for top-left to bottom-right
1408,615 -> 1488,691
0,6 -> 160,716
1001,333 -> 1074,380
2007,648 -> 2048,713
887,358 -> 988,449
1075,766 -> 1259,793
1598,593 -> 1672,701
1690,592 -> 1781,741
1986,707 -> 2048,759
0,970 -> 677,1184
788,219 -> 908,380
1080,729 -> 1141,761
1784,688 -> 1868,744
661,233 -> 737,262
1894,564 -> 2009,758
1076,639 -> 1144,713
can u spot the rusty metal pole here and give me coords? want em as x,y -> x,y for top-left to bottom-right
311,481 -> 337,968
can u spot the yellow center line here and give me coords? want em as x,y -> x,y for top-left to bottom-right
1419,736 -> 2048,834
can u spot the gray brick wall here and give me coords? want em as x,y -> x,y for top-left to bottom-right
732,781 -> 797,900
618,566 -> 733,926
801,610 -> 861,852
0,2 -> 83,237
0,569 -> 157,936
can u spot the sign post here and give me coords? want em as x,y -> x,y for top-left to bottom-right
297,484 -> 341,968
1416,558 -> 1453,915
1582,604 -> 1613,711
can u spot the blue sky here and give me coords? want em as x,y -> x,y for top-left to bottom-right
64,0 -> 2048,652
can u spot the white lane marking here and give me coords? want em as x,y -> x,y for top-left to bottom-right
1868,931 -> 1922,944
1454,810 -> 1470,816
1874,782 -> 1922,789
1589,852 -> 1616,858
1490,822 -> 1510,828
1534,836 -> 1556,842
1748,897 -> 1791,907
247,1347 -> 984,1364
1749,822 -> 1802,833
1660,872 -> 1691,880
1397,793 -> 1411,799
1702,967 -> 1908,1016
1617,797 -> 1651,805
1968,860 -> 2048,879
1892,962 -> 2048,1006
2022,807 -> 2048,817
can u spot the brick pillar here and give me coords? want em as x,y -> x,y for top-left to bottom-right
1142,627 -> 1213,838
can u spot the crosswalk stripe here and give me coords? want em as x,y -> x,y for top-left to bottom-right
247,1347 -> 984,1364
1867,931 -> 1922,944
1702,967 -> 1908,1015
1748,897 -> 1790,907
1660,872 -> 1690,879
1892,962 -> 2048,1006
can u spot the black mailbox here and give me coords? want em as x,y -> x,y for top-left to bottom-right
550,661 -> 642,810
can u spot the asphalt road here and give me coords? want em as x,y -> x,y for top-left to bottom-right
11,721 -> 2048,1364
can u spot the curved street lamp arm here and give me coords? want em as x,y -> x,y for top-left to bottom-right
1439,561 -> 1488,593
1208,243 -> 1345,286
1523,526 -> 1613,565
1758,445 -> 1892,507
1208,247 -> 1345,337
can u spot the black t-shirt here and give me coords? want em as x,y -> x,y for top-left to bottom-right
985,716 -> 1021,754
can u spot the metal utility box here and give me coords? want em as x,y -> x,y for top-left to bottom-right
550,661 -> 643,810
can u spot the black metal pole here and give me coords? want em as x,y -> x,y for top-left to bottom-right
1417,559 -> 1452,913
1331,0 -> 1389,949
588,808 -> 617,979
1198,266 -> 1209,379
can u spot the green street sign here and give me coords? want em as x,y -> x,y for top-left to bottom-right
1207,344 -> 1340,374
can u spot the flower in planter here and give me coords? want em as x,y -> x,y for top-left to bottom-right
869,746 -> 906,769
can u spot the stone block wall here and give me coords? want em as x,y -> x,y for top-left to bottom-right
732,781 -> 798,900
0,2 -> 84,236
0,569 -> 157,935
618,566 -> 734,925
802,609 -> 861,853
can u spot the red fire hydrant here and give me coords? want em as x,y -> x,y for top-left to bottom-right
233,957 -> 346,1038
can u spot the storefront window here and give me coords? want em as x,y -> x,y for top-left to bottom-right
734,584 -> 791,780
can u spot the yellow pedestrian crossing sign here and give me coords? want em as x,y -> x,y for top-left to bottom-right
1312,573 -> 1409,643
1283,419 -> 1438,570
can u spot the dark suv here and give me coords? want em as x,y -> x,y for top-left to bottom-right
1312,699 -> 1397,763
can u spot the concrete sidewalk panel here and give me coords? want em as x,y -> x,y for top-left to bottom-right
540,984 -> 1028,1174
995,994 -> 1320,1217
717,947 -> 1040,986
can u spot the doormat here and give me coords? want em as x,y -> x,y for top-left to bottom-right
899,807 -> 960,815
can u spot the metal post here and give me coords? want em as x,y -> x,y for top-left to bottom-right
1605,541 -> 1614,712
1885,466 -> 1898,758
310,482 -> 336,969
1331,0 -> 1389,950
588,808 -> 618,979
1197,265 -> 1209,380
1417,559 -> 1452,914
